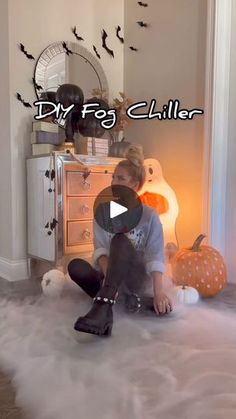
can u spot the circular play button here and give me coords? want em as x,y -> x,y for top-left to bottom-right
94,185 -> 143,234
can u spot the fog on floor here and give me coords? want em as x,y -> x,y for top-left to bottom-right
0,281 -> 236,419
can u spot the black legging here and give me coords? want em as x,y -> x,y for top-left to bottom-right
68,233 -> 147,299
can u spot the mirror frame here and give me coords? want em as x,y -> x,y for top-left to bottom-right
34,41 -> 109,100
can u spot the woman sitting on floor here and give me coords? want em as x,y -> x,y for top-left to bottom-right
68,144 -> 173,337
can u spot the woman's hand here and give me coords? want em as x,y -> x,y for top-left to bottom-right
153,291 -> 173,315
151,271 -> 173,315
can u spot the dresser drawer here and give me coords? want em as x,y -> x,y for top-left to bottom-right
67,172 -> 112,195
67,221 -> 93,245
67,197 -> 94,220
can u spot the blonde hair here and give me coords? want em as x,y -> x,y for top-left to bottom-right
117,144 -> 146,190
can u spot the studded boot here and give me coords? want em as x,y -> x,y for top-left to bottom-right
74,285 -> 118,337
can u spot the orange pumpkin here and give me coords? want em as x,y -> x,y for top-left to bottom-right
171,234 -> 227,297
139,191 -> 169,215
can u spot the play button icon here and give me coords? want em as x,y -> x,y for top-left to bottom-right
94,185 -> 143,234
110,201 -> 128,219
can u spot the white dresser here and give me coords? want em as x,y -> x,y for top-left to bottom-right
26,152 -> 121,266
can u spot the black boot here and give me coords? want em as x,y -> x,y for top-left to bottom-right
123,293 -> 174,316
74,285 -> 117,337
122,293 -> 156,315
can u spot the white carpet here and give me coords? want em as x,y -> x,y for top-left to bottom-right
0,284 -> 236,419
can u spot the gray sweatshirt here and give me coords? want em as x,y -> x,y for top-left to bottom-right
92,204 -> 165,276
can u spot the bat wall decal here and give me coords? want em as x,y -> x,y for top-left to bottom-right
93,45 -> 101,59
19,43 -> 35,60
129,46 -> 139,52
116,26 -> 124,43
16,93 -> 32,108
32,77 -> 43,91
137,21 -> 149,28
102,29 -> 114,58
51,169 -> 55,181
45,218 -> 58,234
138,1 -> 148,6
50,218 -> 58,231
72,26 -> 84,41
62,42 -> 73,55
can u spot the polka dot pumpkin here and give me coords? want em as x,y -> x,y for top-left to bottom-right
171,234 -> 227,297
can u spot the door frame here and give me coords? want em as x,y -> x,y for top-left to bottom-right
203,0 -> 232,256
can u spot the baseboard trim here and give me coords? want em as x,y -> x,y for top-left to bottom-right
0,257 -> 30,281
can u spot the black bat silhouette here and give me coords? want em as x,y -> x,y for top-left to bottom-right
32,77 -> 43,91
62,42 -> 73,55
50,218 -> 59,231
51,169 -> 55,181
129,46 -> 139,52
72,26 -> 84,41
116,26 -> 124,43
102,29 -> 114,58
45,169 -> 55,189
19,43 -> 35,60
138,1 -> 148,6
16,93 -> 32,108
137,21 -> 149,28
93,45 -> 101,59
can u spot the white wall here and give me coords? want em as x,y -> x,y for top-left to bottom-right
0,0 -> 124,280
124,0 -> 207,248
0,0 -> 13,260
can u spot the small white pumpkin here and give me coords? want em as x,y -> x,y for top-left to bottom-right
41,269 -> 65,297
175,285 -> 199,305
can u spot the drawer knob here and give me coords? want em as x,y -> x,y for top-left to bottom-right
80,205 -> 89,214
82,228 -> 91,240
